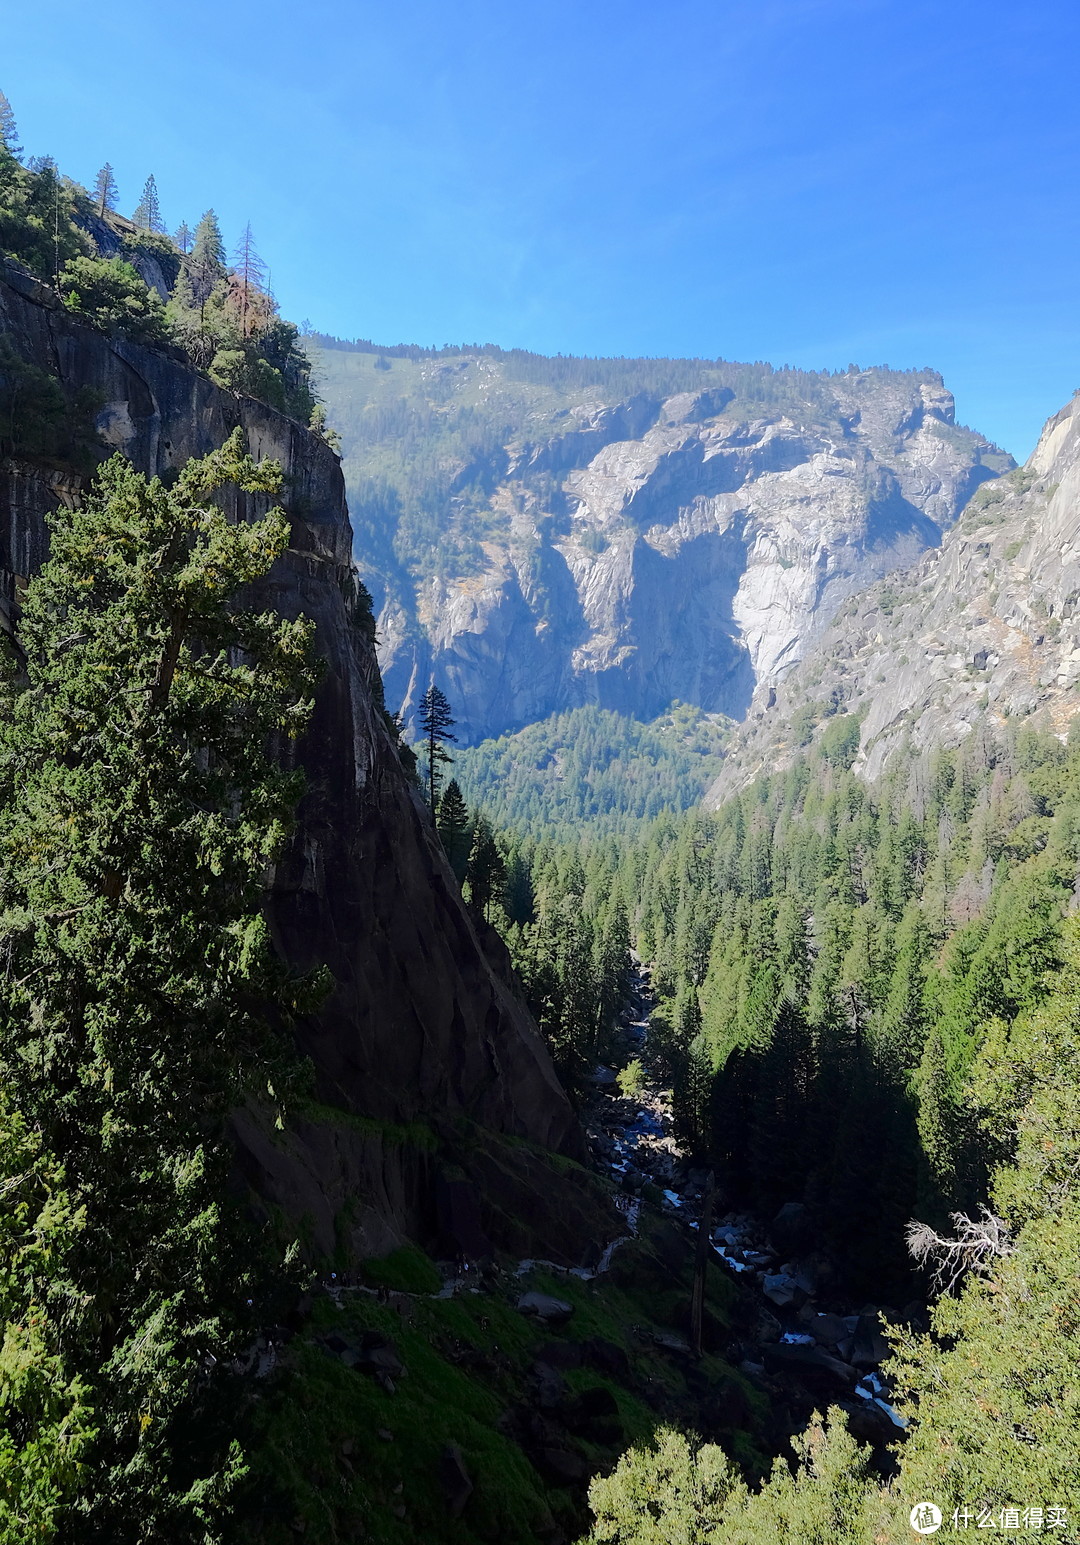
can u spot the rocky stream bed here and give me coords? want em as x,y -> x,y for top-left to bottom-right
578,969 -> 916,1453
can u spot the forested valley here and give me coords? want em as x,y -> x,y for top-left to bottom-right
433,701 -> 1080,1539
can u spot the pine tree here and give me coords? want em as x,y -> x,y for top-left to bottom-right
465,813 -> 506,922
914,1029 -> 961,1215
132,172 -> 164,233
0,430 -> 321,1540
174,221 -> 192,254
0,89 -> 21,159
233,221 -> 267,338
436,778 -> 471,882
418,683 -> 457,810
179,207 -> 227,326
91,162 -> 118,217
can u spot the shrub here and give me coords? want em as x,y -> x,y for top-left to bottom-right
59,255 -> 170,346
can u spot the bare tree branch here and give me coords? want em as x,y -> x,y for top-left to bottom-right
906,1207 -> 1013,1292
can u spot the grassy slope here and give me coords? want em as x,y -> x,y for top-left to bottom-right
239,1224 -> 767,1545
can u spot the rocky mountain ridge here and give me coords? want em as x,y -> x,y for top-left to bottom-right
315,342 -> 1011,742
707,391 -> 1080,800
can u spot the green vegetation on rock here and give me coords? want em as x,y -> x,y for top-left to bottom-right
0,101 -> 316,426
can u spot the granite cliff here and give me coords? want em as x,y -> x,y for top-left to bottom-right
0,264 -> 612,1266
313,341 -> 1011,742
706,391 -> 1080,800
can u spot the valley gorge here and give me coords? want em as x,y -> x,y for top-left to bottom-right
3,168 -> 1080,1545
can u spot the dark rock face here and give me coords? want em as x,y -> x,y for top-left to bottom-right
438,1443 -> 474,1520
0,266 -> 603,1264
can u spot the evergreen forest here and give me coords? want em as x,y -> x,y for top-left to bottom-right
449,710 -> 1080,1538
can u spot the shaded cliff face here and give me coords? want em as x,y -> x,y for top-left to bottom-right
0,268 -> 603,1263
314,343 -> 1011,742
706,393 -> 1080,801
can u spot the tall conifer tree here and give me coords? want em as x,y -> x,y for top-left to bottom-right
0,431 -> 321,1540
436,778 -> 471,882
132,172 -> 164,233
418,683 -> 456,811
0,89 -> 21,159
92,162 -> 118,216
233,222 -> 267,338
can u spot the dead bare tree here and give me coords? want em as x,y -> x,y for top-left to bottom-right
906,1207 -> 1013,1293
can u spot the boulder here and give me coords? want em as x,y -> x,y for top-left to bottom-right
583,1337 -> 632,1382
517,1292 -> 574,1326
789,1262 -> 817,1295
531,1362 -> 568,1411
761,1343 -> 858,1388
806,1313 -> 850,1347
838,1398 -> 900,1445
539,1447 -> 590,1485
754,1308 -> 782,1344
566,1386 -> 622,1442
652,1331 -> 691,1356
742,1250 -> 775,1268
769,1202 -> 815,1257
838,1315 -> 891,1368
439,1443 -> 474,1519
762,1272 -> 807,1310
536,1339 -> 585,1371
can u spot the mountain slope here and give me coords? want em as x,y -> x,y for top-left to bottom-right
453,702 -> 730,840
707,392 -> 1080,801
312,338 -> 1011,742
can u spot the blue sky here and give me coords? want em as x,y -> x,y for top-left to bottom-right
4,0 -> 1077,458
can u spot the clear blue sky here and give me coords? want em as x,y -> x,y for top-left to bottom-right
4,0 -> 1077,458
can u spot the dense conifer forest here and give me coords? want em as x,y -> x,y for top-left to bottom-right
453,704 -> 730,840
457,713 -> 1080,1538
